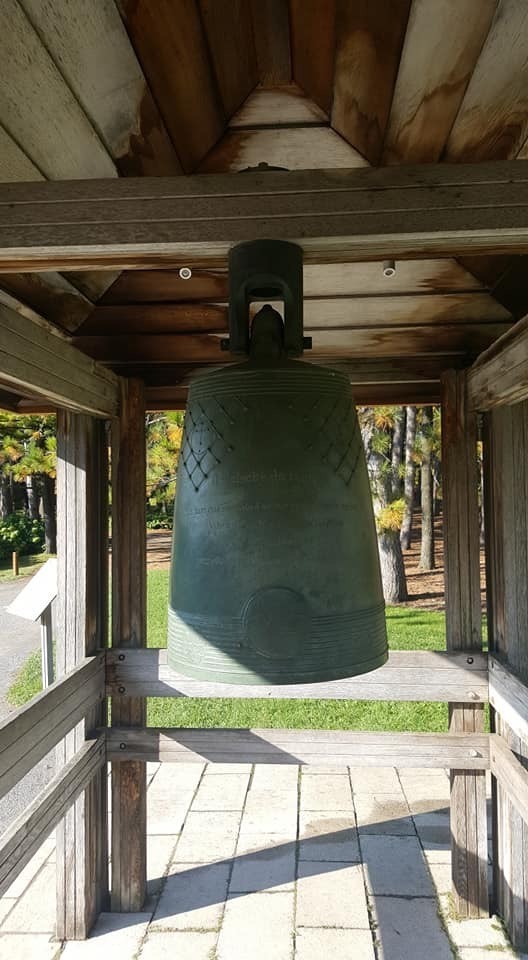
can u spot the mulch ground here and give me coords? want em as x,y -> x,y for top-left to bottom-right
146,514 -> 487,614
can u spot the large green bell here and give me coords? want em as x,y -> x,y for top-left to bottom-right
168,241 -> 387,684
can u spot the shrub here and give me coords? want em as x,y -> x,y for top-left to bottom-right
0,512 -> 45,561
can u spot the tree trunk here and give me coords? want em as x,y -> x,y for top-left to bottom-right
0,476 -> 13,518
26,475 -> 40,519
391,407 -> 405,499
41,473 -> 57,554
419,407 -> 435,571
378,529 -> 408,603
400,406 -> 416,550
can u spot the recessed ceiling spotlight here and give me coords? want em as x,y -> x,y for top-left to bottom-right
383,260 -> 396,278
179,266 -> 192,280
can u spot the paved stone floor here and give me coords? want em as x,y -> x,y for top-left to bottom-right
0,763 -> 525,959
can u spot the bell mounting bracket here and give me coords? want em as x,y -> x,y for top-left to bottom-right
222,239 -> 311,357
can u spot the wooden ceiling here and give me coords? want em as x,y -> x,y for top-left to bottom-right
1,0 -> 528,407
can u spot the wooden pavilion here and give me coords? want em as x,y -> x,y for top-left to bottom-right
0,0 -> 528,948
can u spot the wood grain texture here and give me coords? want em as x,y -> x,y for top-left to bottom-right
0,273 -> 92,333
199,0 -> 258,118
99,259 -> 483,307
447,0 -> 528,162
198,125 -> 367,172
72,323 -> 510,364
56,413 -> 110,939
107,727 -> 490,768
442,369 -> 488,917
468,313 -> 528,410
80,293 -> 511,337
490,734 -> 528,829
19,0 -> 181,176
383,0 -> 497,163
0,301 -> 119,416
332,0 -> 411,163
106,648 -> 488,702
289,0 -> 336,114
490,656 -> 528,745
250,0 -> 291,86
118,0 -> 225,172
1,161 -> 527,268
0,736 -> 105,899
485,402 -> 528,948
230,83 -> 328,127
111,379 -> 147,913
0,0 -> 116,180
0,656 -> 103,801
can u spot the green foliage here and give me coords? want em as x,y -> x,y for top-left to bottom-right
146,412 -> 183,516
0,512 -> 45,560
0,413 -> 56,481
376,497 -> 406,533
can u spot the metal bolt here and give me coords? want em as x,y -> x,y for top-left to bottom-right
468,691 -> 478,700
179,266 -> 192,280
118,685 -> 126,694
383,259 -> 396,278
468,749 -> 479,758
118,653 -> 125,661
119,742 -> 127,751
466,656 -> 474,665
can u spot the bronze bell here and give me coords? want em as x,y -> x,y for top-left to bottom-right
168,240 -> 387,684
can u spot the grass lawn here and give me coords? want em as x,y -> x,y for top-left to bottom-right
0,552 -> 48,582
9,568 -> 451,732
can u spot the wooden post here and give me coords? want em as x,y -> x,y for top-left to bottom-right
12,551 -> 18,577
55,411 -> 109,939
40,604 -> 54,687
441,370 -> 489,917
484,401 -> 528,950
111,379 -> 147,911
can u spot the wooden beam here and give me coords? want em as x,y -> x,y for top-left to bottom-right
106,648 -> 488,702
468,314 -> 528,409
1,161 -> 528,269
489,656 -> 528,745
117,0 -> 224,172
198,125 -> 366,173
107,727 -> 490,769
198,0 -> 257,118
82,292 -> 510,336
0,736 -> 105,899
250,0 -> 291,86
383,0 -> 497,164
0,301 -> 119,416
56,412 -> 110,939
442,369 -> 488,917
111,379 -> 147,912
490,734 -> 528,828
289,0 -> 336,114
0,656 -> 103,801
332,0 -> 411,164
72,323 -> 510,364
484,401 -> 528,948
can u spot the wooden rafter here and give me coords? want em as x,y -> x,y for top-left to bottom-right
0,162 -> 527,270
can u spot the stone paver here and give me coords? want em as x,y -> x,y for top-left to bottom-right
191,772 -> 250,811
447,916 -> 514,949
152,862 -> 230,931
296,861 -> 370,928
300,774 -> 353,811
2,862 -> 55,933
174,810 -> 241,862
138,931 -> 218,960
230,842 -> 296,892
349,766 -> 402,795
141,930 -> 217,959
371,896 -> 453,960
299,811 -> 360,862
354,794 -> 415,835
61,913 -> 152,958
217,892 -> 294,960
295,927 -> 375,959
1,761 -> 519,960
361,835 -> 434,896
0,934 -> 60,959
